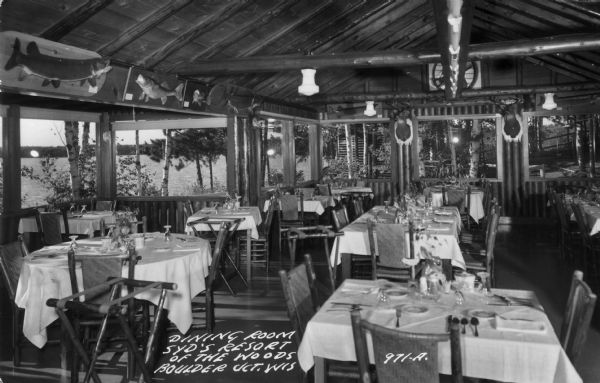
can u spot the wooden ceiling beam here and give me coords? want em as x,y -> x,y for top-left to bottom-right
138,0 -> 249,69
234,0 -> 336,57
286,81 -> 600,104
40,0 -> 114,41
98,0 -> 194,56
179,33 -> 600,75
184,0 -> 298,63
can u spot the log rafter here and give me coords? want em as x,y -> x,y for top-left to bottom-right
98,0 -> 194,56
40,0 -> 115,41
138,0 -> 250,69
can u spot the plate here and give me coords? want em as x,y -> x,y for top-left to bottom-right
398,304 -> 428,314
469,309 -> 496,319
385,289 -> 408,297
435,211 -> 453,216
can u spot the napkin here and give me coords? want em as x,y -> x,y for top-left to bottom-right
427,224 -> 451,232
340,282 -> 377,294
495,317 -> 546,334
433,217 -> 454,224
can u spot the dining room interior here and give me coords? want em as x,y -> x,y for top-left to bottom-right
1,0 -> 600,382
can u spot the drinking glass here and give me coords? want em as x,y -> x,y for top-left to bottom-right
80,205 -> 87,215
69,235 -> 78,249
164,225 -> 172,242
384,200 -> 390,214
476,271 -> 493,296
69,203 -> 76,215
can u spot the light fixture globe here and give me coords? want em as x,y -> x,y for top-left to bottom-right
542,93 -> 557,110
364,101 -> 376,116
298,69 -> 319,96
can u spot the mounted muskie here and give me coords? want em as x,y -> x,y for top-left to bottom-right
4,38 -> 112,89
135,74 -> 184,105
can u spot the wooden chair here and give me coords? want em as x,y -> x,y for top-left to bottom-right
460,210 -> 500,287
286,226 -> 343,293
0,237 -> 39,367
571,202 -> 598,273
47,277 -> 175,383
560,270 -> 597,364
317,183 -> 332,196
278,194 -> 305,228
351,196 -> 365,221
279,259 -> 361,381
350,309 -> 463,383
331,206 -> 350,232
240,199 -> 278,272
94,200 -> 115,212
40,211 -> 69,245
65,246 -> 143,382
187,217 -> 247,295
192,221 -> 232,332
366,220 -> 417,282
13,207 -> 44,250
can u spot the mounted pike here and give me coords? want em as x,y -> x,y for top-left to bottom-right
4,38 -> 112,90
135,74 -> 184,105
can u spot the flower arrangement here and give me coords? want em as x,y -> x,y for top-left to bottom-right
108,208 -> 139,248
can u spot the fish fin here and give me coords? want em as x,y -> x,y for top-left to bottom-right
17,69 -> 28,81
88,77 -> 97,87
42,79 -> 51,87
139,92 -> 145,101
4,38 -> 21,71
174,83 -> 184,102
26,41 -> 41,56
161,96 -> 167,105
51,80 -> 61,88
160,82 -> 169,89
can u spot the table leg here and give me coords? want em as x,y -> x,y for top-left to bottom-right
314,357 -> 326,383
246,228 -> 252,282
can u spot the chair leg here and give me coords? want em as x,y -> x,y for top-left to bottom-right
12,306 -> 21,367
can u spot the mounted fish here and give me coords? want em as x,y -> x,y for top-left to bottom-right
135,74 -> 183,105
0,31 -> 112,96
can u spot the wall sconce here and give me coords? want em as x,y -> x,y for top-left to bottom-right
542,93 -> 557,110
298,68 -> 319,96
364,101 -> 376,116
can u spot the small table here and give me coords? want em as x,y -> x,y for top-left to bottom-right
430,188 -> 485,222
298,279 -> 582,383
331,206 -> 465,280
186,207 -> 262,281
19,210 -> 117,238
15,233 -> 212,348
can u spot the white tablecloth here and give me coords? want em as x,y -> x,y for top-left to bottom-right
298,279 -> 582,383
330,207 -> 465,269
431,189 -> 485,222
15,233 -> 211,348
19,211 -> 117,238
185,207 -> 262,239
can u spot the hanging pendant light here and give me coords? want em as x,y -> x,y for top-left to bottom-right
542,93 -> 557,110
364,101 -> 376,116
298,69 -> 319,96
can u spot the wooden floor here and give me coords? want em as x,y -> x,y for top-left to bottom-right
1,224 -> 599,382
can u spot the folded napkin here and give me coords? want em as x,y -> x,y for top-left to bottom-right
427,224 -> 451,232
340,282 -> 378,294
495,317 -> 546,334
433,217 -> 454,224
76,239 -> 100,246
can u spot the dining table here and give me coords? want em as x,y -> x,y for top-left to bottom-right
330,206 -> 466,280
429,186 -> 485,222
262,195 -> 335,216
297,278 -> 582,383
185,206 -> 262,281
18,210 -> 118,238
15,232 -> 212,349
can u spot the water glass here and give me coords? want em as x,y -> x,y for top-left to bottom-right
164,225 -> 172,242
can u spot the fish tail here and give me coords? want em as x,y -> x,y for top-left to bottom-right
4,38 -> 21,71
174,83 -> 184,102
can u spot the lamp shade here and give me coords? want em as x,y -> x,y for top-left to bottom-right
364,101 -> 376,116
542,93 -> 557,110
298,69 -> 319,96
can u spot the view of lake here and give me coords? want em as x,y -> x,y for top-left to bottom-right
20,155 -> 310,207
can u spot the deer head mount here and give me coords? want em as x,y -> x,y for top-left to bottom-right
492,96 -> 524,142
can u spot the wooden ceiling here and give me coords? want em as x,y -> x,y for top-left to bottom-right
1,0 -> 600,113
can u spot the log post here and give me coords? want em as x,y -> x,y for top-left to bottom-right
281,120 -> 296,186
2,105 -> 21,213
96,112 -> 115,200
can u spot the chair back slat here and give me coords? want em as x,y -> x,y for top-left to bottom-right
317,183 -> 332,196
560,270 -> 597,364
350,310 -> 462,383
279,263 -> 315,345
278,194 -> 300,221
332,207 -> 350,232
0,239 -> 28,300
95,200 -> 115,212
367,220 -> 408,270
571,202 -> 591,241
208,222 -> 232,286
40,212 -> 64,245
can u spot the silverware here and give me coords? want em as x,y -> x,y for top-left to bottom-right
460,318 -> 468,334
471,317 -> 479,337
330,302 -> 373,307
395,308 -> 401,328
